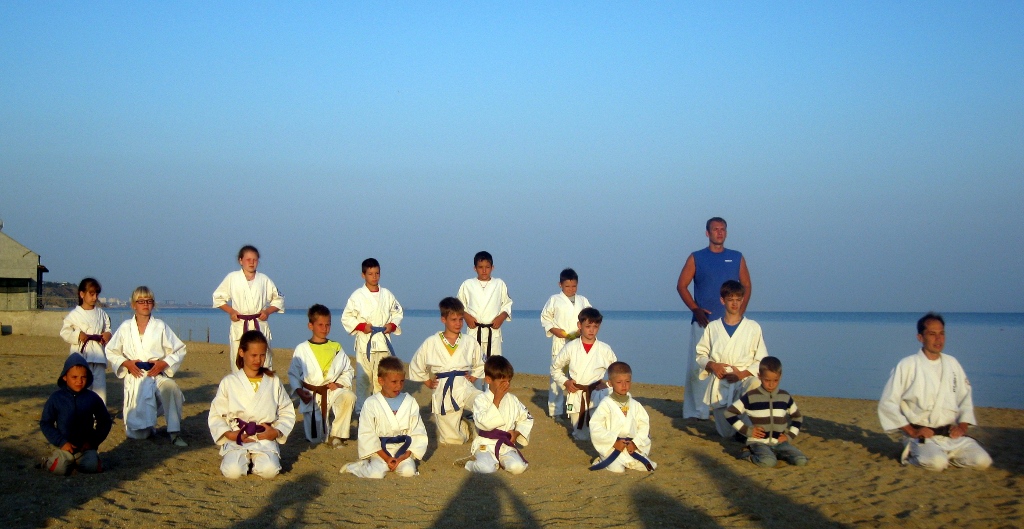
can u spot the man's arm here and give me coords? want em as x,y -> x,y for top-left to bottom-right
738,256 -> 752,316
676,254 -> 710,327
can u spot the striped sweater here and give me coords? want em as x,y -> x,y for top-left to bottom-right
724,387 -> 803,445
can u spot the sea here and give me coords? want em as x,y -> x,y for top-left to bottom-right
104,308 -> 1024,410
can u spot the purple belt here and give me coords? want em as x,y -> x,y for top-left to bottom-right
589,437 -> 654,471
234,419 -> 266,445
238,314 -> 261,333
477,428 -> 527,464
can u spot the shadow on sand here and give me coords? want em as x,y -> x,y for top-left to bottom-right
631,484 -> 722,528
227,471 -> 328,529
426,472 -> 541,529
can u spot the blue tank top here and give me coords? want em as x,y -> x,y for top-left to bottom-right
691,247 -> 743,323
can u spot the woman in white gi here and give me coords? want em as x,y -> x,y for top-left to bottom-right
210,330 -> 295,479
105,286 -> 188,446
213,245 -> 285,372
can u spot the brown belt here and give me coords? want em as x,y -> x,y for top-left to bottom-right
575,381 -> 604,430
302,382 -> 331,439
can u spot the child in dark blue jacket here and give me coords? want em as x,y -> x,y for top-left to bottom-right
40,353 -> 112,474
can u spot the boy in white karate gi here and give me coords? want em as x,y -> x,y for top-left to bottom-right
60,278 -> 112,404
341,258 -> 403,413
288,304 -> 356,447
457,251 -> 512,362
341,356 -> 428,478
465,355 -> 534,475
550,307 -> 617,441
695,280 -> 767,438
878,313 -> 992,471
589,362 -> 656,473
213,245 -> 285,372
409,297 -> 485,445
540,267 -> 592,418
105,287 -> 188,446
210,330 -> 295,479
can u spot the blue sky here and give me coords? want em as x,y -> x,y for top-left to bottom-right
2,2 -> 1022,311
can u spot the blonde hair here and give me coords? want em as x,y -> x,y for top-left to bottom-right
131,286 -> 155,304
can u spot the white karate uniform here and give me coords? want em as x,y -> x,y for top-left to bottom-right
341,392 -> 428,479
212,270 -> 285,371
408,333 -> 485,444
287,340 -> 357,443
878,350 -> 992,471
457,278 -> 513,359
590,394 -> 657,473
540,292 -> 591,417
106,317 -> 187,439
340,286 -> 403,411
209,370 -> 296,479
550,339 -> 617,439
60,306 -> 111,404
465,390 -> 534,475
695,318 -> 767,437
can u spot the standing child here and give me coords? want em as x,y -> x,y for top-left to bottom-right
288,304 -> 356,447
341,258 -> 404,412
589,362 -> 656,473
105,287 -> 188,446
213,245 -> 285,372
540,268 -> 592,418
60,278 -> 112,404
695,280 -> 768,438
550,308 -> 617,440
342,356 -> 428,479
210,330 -> 296,479
465,356 -> 534,475
409,297 -> 485,445
457,251 -> 512,361
724,356 -> 808,467
39,353 -> 113,475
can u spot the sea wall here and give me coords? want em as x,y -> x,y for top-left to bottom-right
0,310 -> 65,336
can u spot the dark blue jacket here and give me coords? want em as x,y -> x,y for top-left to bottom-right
39,353 -> 112,450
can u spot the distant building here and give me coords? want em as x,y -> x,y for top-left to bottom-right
0,230 -> 48,310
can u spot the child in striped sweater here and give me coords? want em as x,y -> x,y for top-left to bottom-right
724,356 -> 808,467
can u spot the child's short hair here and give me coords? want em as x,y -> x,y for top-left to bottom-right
235,330 -> 272,375
130,286 -> 154,304
361,258 -> 380,273
484,355 -> 514,381
307,304 -> 331,322
474,251 -> 493,266
439,297 -> 465,318
917,312 -> 945,335
706,217 -> 727,231
607,361 -> 632,378
237,245 -> 260,260
759,356 -> 782,375
559,268 -> 578,283
77,278 -> 101,305
377,356 -> 405,377
720,280 -> 745,298
578,307 -> 603,325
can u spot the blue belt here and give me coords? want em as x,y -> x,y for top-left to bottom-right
476,324 -> 494,358
589,437 -> 654,471
365,326 -> 395,363
379,435 -> 412,458
136,361 -> 155,371
435,370 -> 469,415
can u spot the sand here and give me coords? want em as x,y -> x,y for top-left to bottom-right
1,335 -> 1021,529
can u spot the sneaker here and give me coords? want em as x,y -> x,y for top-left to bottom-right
171,434 -> 188,447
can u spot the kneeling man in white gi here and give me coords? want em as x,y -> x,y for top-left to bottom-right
878,312 -> 992,471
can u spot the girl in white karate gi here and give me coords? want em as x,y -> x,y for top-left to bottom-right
213,245 -> 285,372
60,277 -> 113,404
210,330 -> 295,479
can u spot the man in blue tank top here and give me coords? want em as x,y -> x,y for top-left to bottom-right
676,217 -> 751,419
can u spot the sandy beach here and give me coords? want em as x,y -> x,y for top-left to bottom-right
1,335 -> 1021,529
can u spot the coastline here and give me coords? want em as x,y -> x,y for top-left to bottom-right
1,335 -> 1022,528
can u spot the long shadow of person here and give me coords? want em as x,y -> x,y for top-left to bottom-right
631,484 -> 722,528
227,472 -> 327,529
692,452 -> 850,528
426,472 -> 541,529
